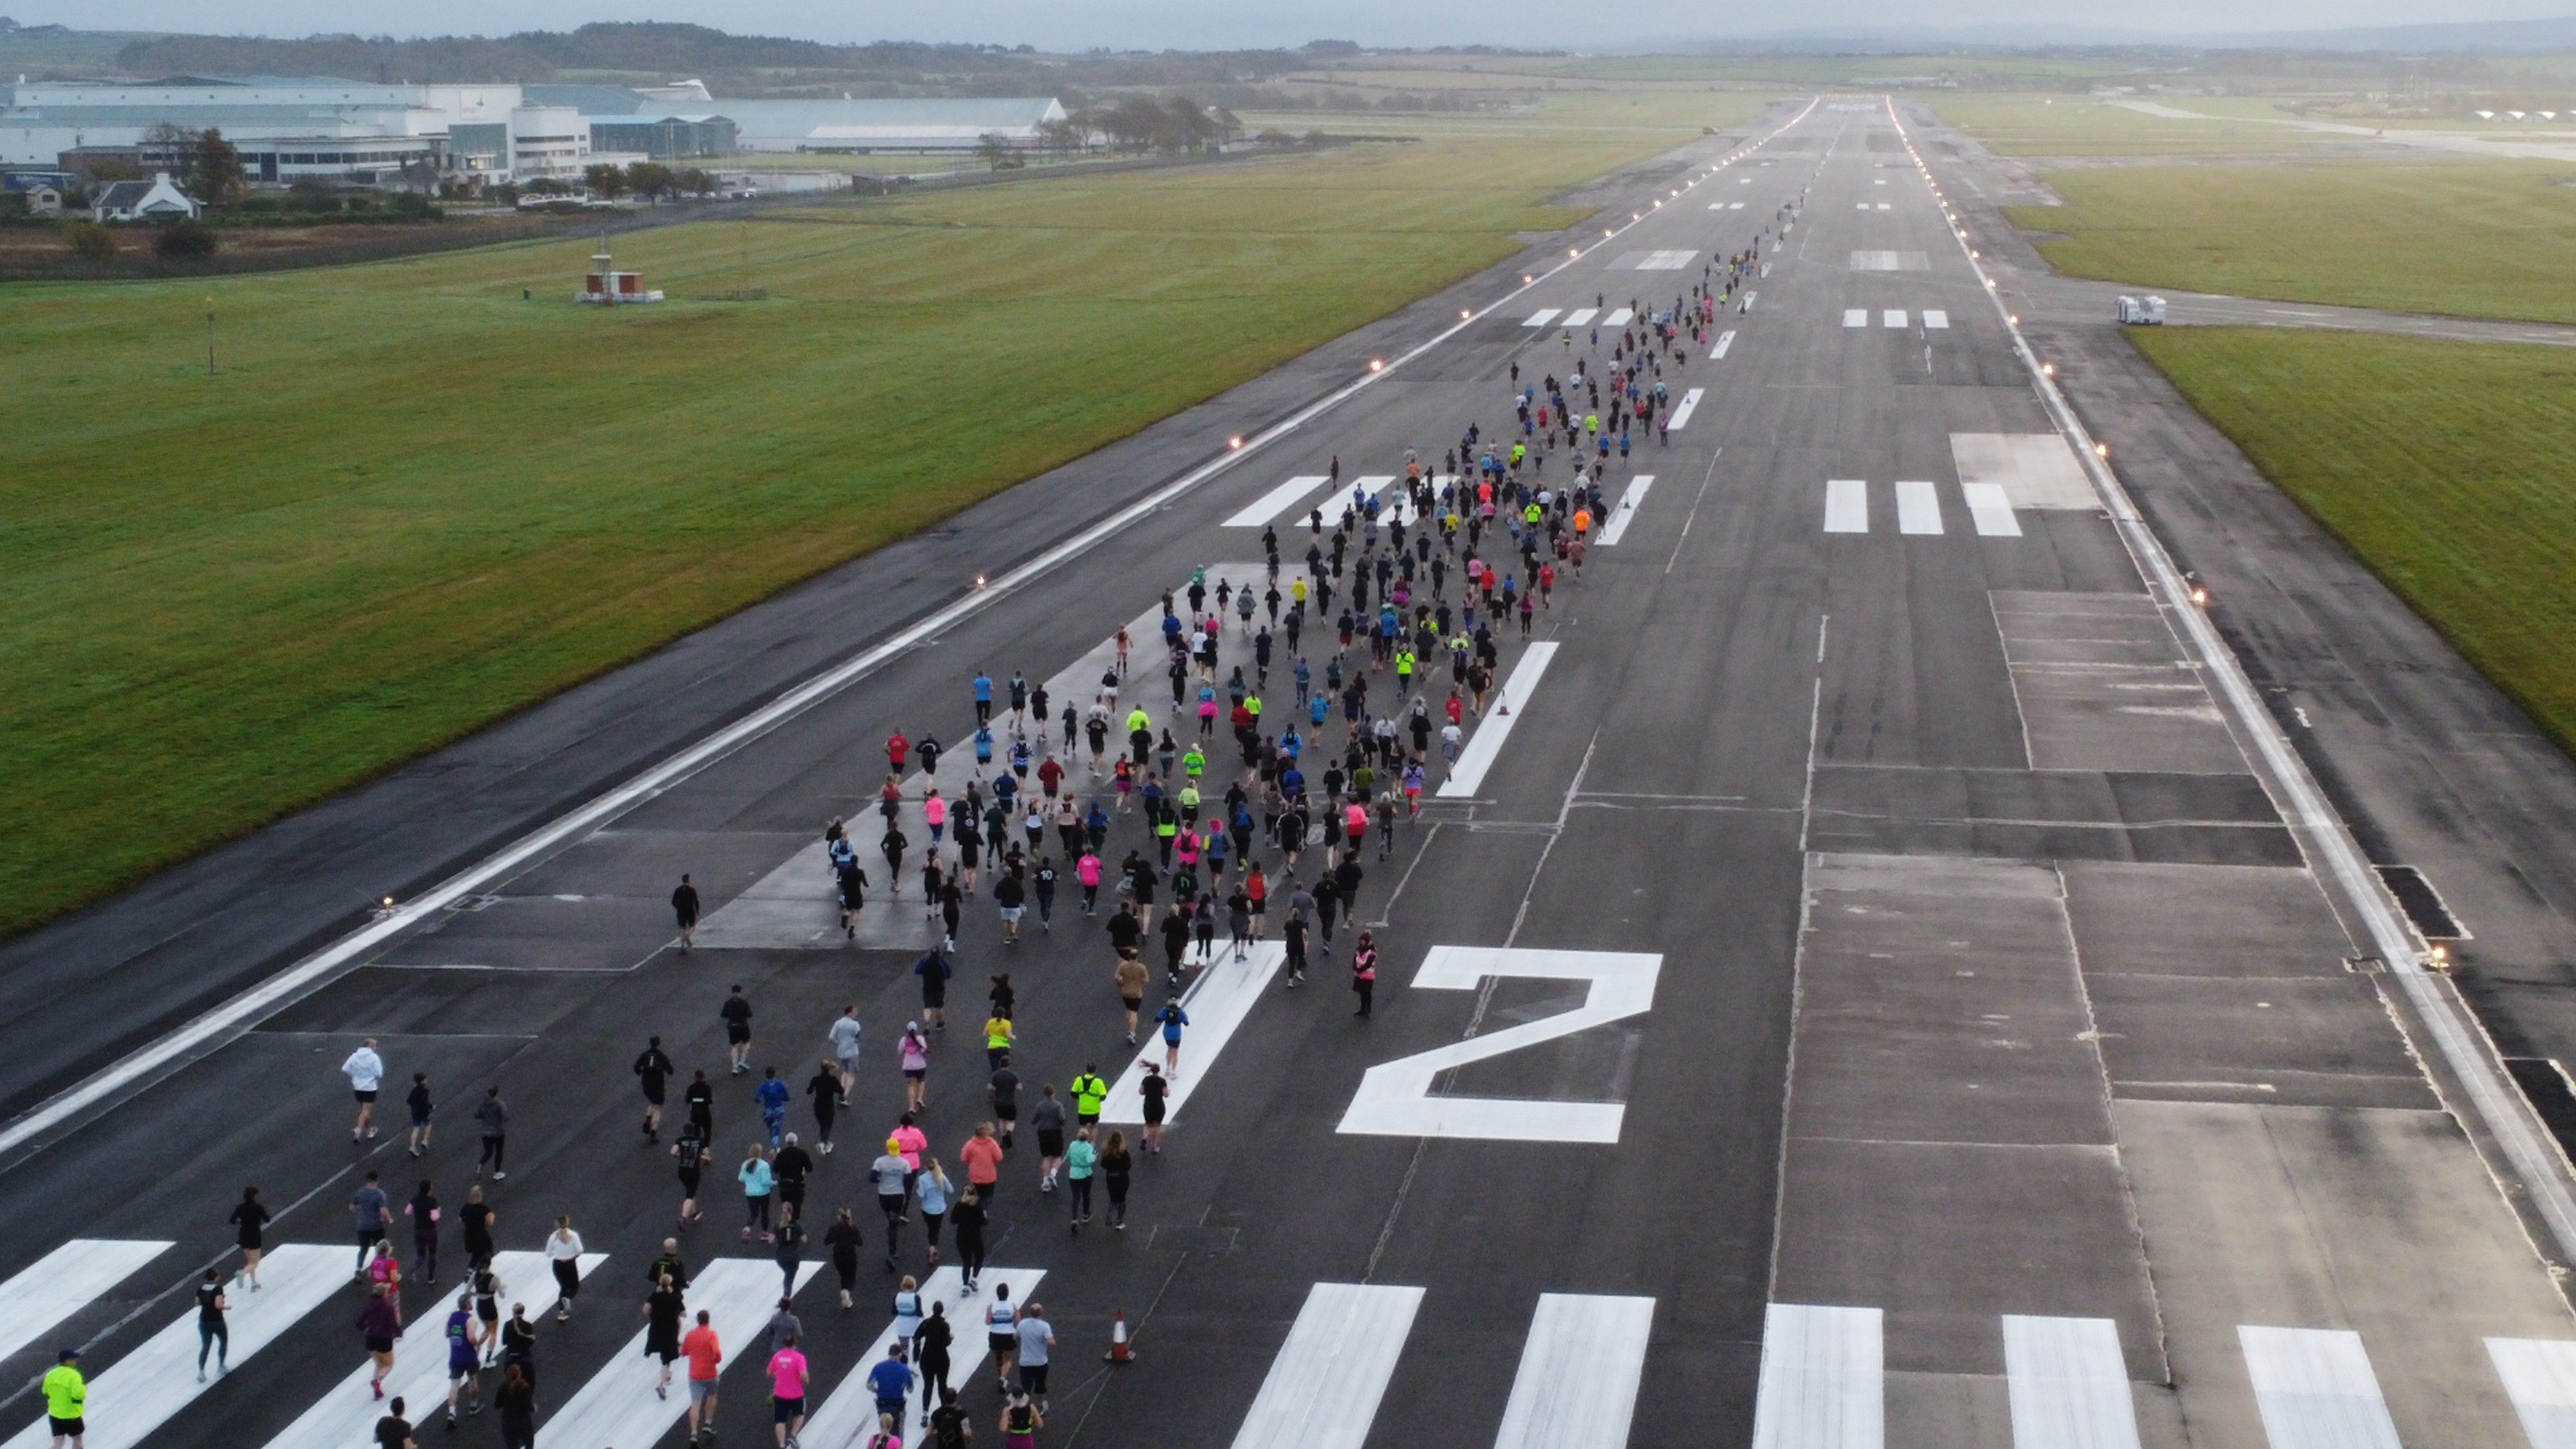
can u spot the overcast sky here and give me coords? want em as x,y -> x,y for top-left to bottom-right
12,0 -> 2576,50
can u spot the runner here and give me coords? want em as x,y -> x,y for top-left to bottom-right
194,1267 -> 228,1382
230,1185 -> 270,1291
755,1066 -> 791,1150
343,1037 -> 385,1143
900,1022 -> 933,1113
41,1349 -> 82,1449
1352,929 -> 1379,1018
808,1061 -> 840,1155
1114,951 -> 1148,1044
1003,1392 -> 1042,1449
352,1171 -> 389,1274
1068,1064 -> 1108,1130
1155,996 -> 1190,1079
1101,1131 -> 1134,1231
545,1216 -> 585,1321
405,1179 -> 439,1285
916,1157 -> 952,1270
916,1302 -> 955,1428
831,1006 -> 863,1104
1014,1302 -> 1056,1412
672,873 -> 701,952
1030,1086 -> 1068,1192
682,1311 -> 722,1446
723,984 -> 755,1075
647,1273 -> 686,1401
741,1144 -> 776,1244
953,1186 -> 990,1294
873,1137 -> 913,1269
768,1332 -> 810,1449
1064,1128 -> 1097,1233
359,1282 -> 402,1401
672,1121 -> 708,1229
636,1036 -> 674,1145
443,1288 -> 482,1425
404,1073 -> 434,1160
1138,1064 -> 1168,1155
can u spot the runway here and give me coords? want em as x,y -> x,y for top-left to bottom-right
3,97 -> 2573,1449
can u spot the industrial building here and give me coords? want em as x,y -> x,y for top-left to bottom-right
0,77 -> 1063,188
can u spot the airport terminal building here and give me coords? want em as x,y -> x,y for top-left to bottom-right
0,77 -> 1063,189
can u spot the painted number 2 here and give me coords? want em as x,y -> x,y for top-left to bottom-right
1336,947 -> 1663,1144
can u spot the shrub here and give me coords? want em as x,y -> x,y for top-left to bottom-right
61,220 -> 118,258
152,220 -> 219,258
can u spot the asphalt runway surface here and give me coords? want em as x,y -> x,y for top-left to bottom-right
6,97 -> 2576,1449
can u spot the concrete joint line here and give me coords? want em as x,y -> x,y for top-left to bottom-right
0,100 -> 1823,1164
1886,97 -> 2576,1266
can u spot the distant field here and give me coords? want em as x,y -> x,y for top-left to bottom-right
0,93 -> 1759,938
2005,159 -> 2576,323
2131,328 -> 2576,753
1929,93 -> 2338,156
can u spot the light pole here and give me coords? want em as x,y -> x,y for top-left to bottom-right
205,294 -> 215,375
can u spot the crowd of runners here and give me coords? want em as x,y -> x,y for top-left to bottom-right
128,240 -> 1787,1449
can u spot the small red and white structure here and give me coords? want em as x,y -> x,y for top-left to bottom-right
577,237 -> 663,304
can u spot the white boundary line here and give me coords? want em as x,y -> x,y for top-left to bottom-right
1887,97 -> 2576,1261
0,101 -> 1825,1160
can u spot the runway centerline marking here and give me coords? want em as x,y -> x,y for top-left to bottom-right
1101,943 -> 1287,1126
1667,388 -> 1706,430
1714,331 -> 1736,359
1597,475 -> 1655,547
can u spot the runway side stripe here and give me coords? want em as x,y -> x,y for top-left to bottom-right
1894,480 -> 1943,536
538,1259 -> 819,1449
1226,1283 -> 1423,1449
0,1240 -> 170,1368
802,1266 -> 1046,1449
1101,943 -> 1287,1126
1962,482 -> 2022,537
1492,1294 -> 1656,1449
1225,476 -> 1331,528
1437,642 -> 1559,797
1598,475 -> 1655,547
1667,388 -> 1705,430
2237,1326 -> 2401,1449
3,1245 -> 346,1449
2002,1315 -> 2141,1449
1824,480 -> 1868,535
1523,308 -> 1561,327
261,1251 -> 603,1449
2487,1337 -> 2576,1449
1750,1303 -> 1882,1449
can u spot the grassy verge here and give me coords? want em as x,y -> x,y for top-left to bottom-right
1931,93 -> 2341,157
2002,158 -> 2576,324
2128,327 -> 2576,752
0,93 -> 1765,939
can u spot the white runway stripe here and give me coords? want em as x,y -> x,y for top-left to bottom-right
1597,475 -> 1654,547
803,1266 -> 1046,1449
1634,250 -> 1698,270
1227,1283 -> 1423,1449
2237,1326 -> 2402,1449
1439,641 -> 1558,797
1824,480 -> 1869,534
3,1244 -> 346,1449
538,1258 -> 819,1449
1962,482 -> 2022,537
1564,307 -> 1598,327
1922,309 -> 1949,328
2002,1315 -> 2141,1449
1523,308 -> 1560,327
0,1240 -> 169,1368
1492,1294 -> 1656,1449
1225,475 -> 1329,528
2488,1337 -> 2576,1449
1843,309 -> 1867,328
1882,309 -> 1908,328
1603,308 -> 1634,326
1101,942 -> 1285,1124
1876,203 -> 1891,211
1894,480 -> 1943,535
261,1251 -> 603,1449
1667,388 -> 1705,430
1854,202 -> 1869,211
1751,1303 -> 1882,1449
1732,201 -> 1747,209
1714,330 -> 1736,358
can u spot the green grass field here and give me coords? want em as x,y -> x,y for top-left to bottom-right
1930,93 -> 2340,156
2129,327 -> 2576,752
2005,160 -> 2576,324
0,93 -> 1764,940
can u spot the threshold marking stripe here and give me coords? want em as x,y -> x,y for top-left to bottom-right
1750,1302 -> 1883,1449
2237,1326 -> 2401,1449
1884,309 -> 1908,328
803,1267 -> 1046,1449
538,1259 -> 819,1449
1492,1294 -> 1656,1449
1224,475 -> 1330,528
1923,309 -> 1950,328
3,1245 -> 346,1449
1597,475 -> 1654,547
2002,1315 -> 2142,1449
1843,309 -> 1868,328
1962,482 -> 2022,537
1564,307 -> 1598,327
2488,1337 -> 2576,1449
1524,308 -> 1560,327
1438,642 -> 1559,797
1227,1283 -> 1423,1449
1714,330 -> 1736,359
1603,307 -> 1634,326
1101,943 -> 1287,1125
263,1252 -> 603,1449
0,1240 -> 171,1368
1667,388 -> 1705,430
1824,480 -> 1869,535
1894,480 -> 1943,535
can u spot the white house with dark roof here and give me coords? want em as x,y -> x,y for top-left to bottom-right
91,172 -> 198,222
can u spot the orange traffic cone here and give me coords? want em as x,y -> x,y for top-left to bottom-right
1104,1309 -> 1137,1363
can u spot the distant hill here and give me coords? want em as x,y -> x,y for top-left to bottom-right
1699,14 -> 2576,55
